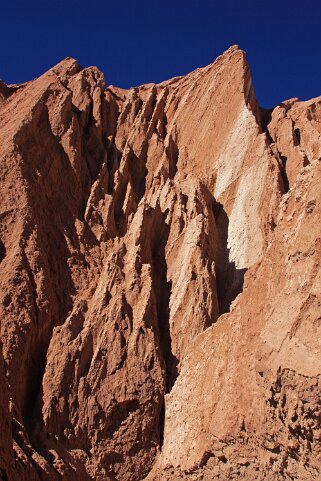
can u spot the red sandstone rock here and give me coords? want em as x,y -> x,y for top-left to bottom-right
0,46 -> 319,481
151,160 -> 321,481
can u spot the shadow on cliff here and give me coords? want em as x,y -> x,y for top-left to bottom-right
139,203 -> 178,450
147,205 -> 178,393
212,200 -> 248,315
259,106 -> 290,194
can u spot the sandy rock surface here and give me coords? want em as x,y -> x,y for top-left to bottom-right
0,46 -> 320,481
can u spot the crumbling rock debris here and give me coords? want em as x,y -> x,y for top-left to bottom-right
0,46 -> 320,481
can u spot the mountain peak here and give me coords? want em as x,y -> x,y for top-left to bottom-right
0,47 -> 320,481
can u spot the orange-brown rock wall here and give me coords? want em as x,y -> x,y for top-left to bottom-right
0,46 -> 319,481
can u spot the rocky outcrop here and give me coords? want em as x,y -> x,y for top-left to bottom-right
267,97 -> 321,188
0,46 -> 319,481
151,159 -> 321,481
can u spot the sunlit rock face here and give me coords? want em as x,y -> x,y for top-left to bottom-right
0,46 -> 320,481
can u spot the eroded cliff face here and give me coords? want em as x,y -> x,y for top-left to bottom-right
0,46 -> 320,481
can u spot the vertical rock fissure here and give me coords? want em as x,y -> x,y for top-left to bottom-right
0,239 -> 6,263
151,213 -> 178,393
22,345 -> 48,431
259,106 -> 290,194
279,154 -> 290,193
159,398 -> 165,449
213,200 -> 248,314
259,107 -> 274,141
166,134 -> 179,180
148,207 -> 178,450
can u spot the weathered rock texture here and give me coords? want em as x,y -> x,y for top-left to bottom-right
0,46 -> 320,481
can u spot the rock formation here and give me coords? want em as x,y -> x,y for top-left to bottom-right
0,45 -> 320,481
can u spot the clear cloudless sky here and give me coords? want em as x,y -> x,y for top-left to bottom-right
1,0 -> 321,107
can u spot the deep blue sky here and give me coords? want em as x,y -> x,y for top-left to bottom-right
1,0 -> 320,107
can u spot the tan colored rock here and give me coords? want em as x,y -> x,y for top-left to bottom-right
154,159 -> 321,481
268,96 -> 321,188
0,45 -> 319,481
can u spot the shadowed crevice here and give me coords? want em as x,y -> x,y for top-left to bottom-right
149,207 -> 178,393
259,106 -> 274,141
139,204 -> 179,450
159,398 -> 165,448
166,134 -> 179,180
127,145 -> 148,204
212,200 -> 248,314
259,106 -> 290,195
294,127 -> 301,145
280,154 -> 290,193
0,239 -> 6,263
0,469 -> 8,481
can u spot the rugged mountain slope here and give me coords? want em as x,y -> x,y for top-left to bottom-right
150,160 -> 321,481
0,46 -> 320,481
